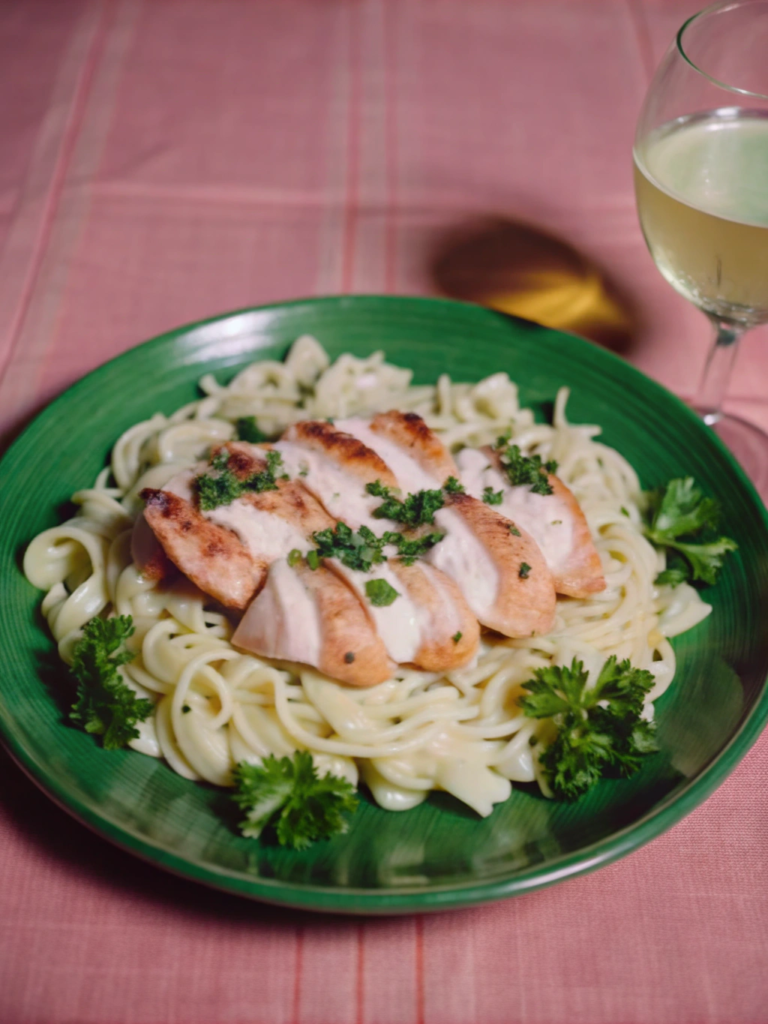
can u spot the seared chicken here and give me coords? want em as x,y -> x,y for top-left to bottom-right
276,420 -> 398,529
141,442 -> 334,610
429,491 -> 557,638
456,446 -> 605,598
232,559 -> 392,687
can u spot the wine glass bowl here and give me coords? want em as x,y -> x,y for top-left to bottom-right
633,1 -> 768,469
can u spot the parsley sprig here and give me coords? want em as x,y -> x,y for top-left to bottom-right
494,433 -> 557,496
232,752 -> 358,849
69,616 -> 153,750
644,477 -> 737,586
519,656 -> 658,800
197,449 -> 286,511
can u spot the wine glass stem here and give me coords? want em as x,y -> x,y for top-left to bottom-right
696,318 -> 745,426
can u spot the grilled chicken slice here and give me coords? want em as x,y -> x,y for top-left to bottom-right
428,491 -> 557,638
456,446 -> 605,599
141,442 -> 334,610
141,487 -> 266,610
334,414 -> 449,493
232,559 -> 392,687
387,560 -> 480,670
276,420 -> 398,529
131,510 -> 175,582
369,411 -> 459,483
326,557 -> 479,671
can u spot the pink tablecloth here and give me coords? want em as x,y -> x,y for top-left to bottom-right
1,2 -> 767,1022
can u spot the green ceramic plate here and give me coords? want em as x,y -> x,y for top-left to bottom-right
1,296 -> 767,914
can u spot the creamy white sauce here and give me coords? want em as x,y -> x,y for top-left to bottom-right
207,503 -> 308,561
273,440 -> 383,530
456,447 -> 574,573
163,468 -> 197,503
331,559 -> 426,663
418,562 -> 464,642
233,560 -> 321,665
335,418 -> 440,491
427,508 -> 499,620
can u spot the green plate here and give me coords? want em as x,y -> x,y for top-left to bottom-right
1,295 -> 767,914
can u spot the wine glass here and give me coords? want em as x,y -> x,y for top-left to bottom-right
634,0 -> 768,494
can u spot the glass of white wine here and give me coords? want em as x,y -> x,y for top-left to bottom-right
634,0 -> 768,490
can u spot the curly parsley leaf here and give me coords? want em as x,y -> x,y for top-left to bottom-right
519,656 -> 658,800
644,477 -> 737,586
494,438 -> 557,496
235,416 -> 267,443
232,752 -> 359,850
69,615 -> 153,750
365,578 -> 400,606
196,448 -> 285,511
366,480 -> 445,526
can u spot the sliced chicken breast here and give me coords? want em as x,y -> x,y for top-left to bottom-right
141,442 -> 334,610
368,411 -> 459,483
232,559 -> 392,687
428,491 -> 557,638
131,510 -> 175,582
456,446 -> 605,598
276,420 -> 398,529
387,559 -> 480,670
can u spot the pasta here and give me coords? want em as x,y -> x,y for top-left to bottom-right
23,336 -> 711,815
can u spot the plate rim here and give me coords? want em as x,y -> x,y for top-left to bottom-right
2,293 -> 767,914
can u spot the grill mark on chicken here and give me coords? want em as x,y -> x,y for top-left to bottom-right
283,421 -> 399,489
369,410 -> 458,482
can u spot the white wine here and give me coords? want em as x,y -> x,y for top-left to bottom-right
634,109 -> 768,324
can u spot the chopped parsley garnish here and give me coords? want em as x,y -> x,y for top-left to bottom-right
509,524 -> 521,537
366,480 -> 445,526
444,476 -> 465,494
235,416 -> 267,443
519,656 -> 658,800
494,437 -> 557,496
287,548 -> 302,567
391,531 -> 445,565
519,562 -> 531,578
182,704 -> 191,714
312,522 -> 388,572
452,631 -> 463,644
69,615 -> 153,750
232,752 -> 358,849
306,549 -> 320,571
365,578 -> 400,606
644,477 -> 737,586
620,506 -> 630,517
196,449 -> 285,511
482,486 -> 504,505
310,519 -> 445,572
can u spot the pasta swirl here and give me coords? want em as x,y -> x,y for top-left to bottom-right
23,337 -> 710,815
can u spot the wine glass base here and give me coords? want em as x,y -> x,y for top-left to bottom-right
694,409 -> 768,504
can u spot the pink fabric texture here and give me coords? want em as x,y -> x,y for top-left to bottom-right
1,1 -> 767,1022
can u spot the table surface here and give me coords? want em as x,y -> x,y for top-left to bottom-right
1,2 -> 767,1022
